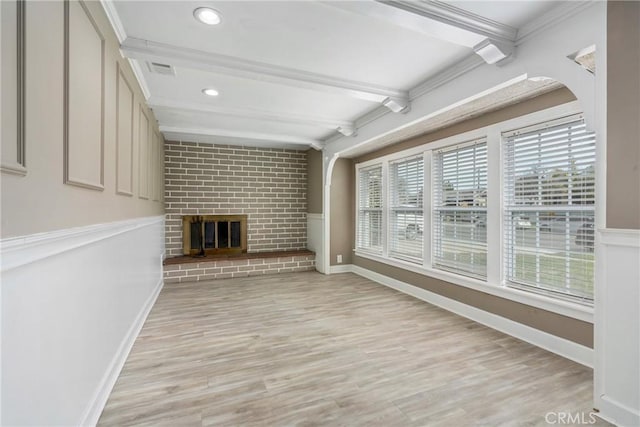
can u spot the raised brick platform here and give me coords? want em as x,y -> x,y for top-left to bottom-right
163,250 -> 315,283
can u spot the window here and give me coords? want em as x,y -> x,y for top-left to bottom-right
433,140 -> 488,278
353,104 -> 597,314
504,115 -> 595,302
389,155 -> 424,262
357,165 -> 383,254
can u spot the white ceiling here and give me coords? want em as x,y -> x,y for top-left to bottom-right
107,0 -> 564,151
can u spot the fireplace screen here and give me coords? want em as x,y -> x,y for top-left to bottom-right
183,215 -> 247,256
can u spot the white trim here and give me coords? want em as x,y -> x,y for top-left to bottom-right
159,125 -> 320,148
120,37 -> 408,105
98,0 -> 151,101
329,264 -> 353,274
306,213 -> 325,274
381,161 -> 389,258
80,272 -> 164,426
99,0 -> 126,43
354,105 -> 391,130
128,59 -> 151,101
0,216 -> 164,273
516,1 -> 596,45
354,101 -> 582,170
351,264 -> 593,367
410,55 -> 485,100
594,228 -> 640,427
486,126 -> 502,285
148,97 -> 354,131
354,250 -> 593,323
598,228 -> 640,247
325,1 -> 515,51
386,0 -> 516,43
422,150 -> 432,269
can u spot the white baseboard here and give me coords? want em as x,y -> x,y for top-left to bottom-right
329,264 -> 353,274
349,264 -> 593,368
80,272 -> 164,426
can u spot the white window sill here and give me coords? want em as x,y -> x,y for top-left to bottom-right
354,250 -> 594,324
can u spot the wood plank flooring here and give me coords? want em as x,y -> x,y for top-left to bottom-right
98,271 -> 608,426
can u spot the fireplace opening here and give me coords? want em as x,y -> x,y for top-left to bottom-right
183,215 -> 247,256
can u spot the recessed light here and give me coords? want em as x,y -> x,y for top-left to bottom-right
202,88 -> 219,97
194,7 -> 222,25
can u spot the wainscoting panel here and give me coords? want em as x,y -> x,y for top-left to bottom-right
307,213 -> 324,273
595,228 -> 640,426
138,106 -> 149,199
64,0 -> 104,191
116,63 -> 134,196
0,215 -> 165,426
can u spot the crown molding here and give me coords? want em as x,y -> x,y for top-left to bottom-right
516,1 -> 596,45
380,0 -> 517,44
356,105 -> 391,129
128,58 -> 151,100
159,126 -> 322,149
120,38 -> 409,106
325,0 -> 516,64
99,0 -> 126,43
148,97 -> 354,131
99,1 -> 151,100
410,54 -> 485,100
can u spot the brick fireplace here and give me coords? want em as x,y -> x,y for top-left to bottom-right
163,141 -> 314,282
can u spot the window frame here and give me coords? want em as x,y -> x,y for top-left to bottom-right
353,100 -> 594,323
355,163 -> 384,255
388,154 -> 425,264
432,138 -> 489,279
502,113 -> 596,303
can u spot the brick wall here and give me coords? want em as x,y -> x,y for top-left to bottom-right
164,253 -> 315,283
164,141 -> 307,258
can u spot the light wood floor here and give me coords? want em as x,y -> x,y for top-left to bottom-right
99,271 -> 608,426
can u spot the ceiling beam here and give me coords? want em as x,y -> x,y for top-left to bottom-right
121,38 -> 410,111
148,97 -> 355,133
158,126 -> 323,149
379,1 -> 517,44
323,0 -> 516,64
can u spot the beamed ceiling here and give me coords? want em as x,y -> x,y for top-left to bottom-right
104,1 -> 568,152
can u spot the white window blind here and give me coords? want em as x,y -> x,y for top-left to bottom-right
504,115 -> 595,302
357,165 -> 383,254
433,140 -> 488,278
389,155 -> 424,262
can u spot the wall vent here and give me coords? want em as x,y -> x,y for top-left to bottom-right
147,61 -> 176,76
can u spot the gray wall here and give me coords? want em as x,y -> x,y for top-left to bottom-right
355,256 -> 593,347
330,158 -> 355,266
607,0 -> 640,230
306,148 -> 323,214
0,0 -> 164,238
